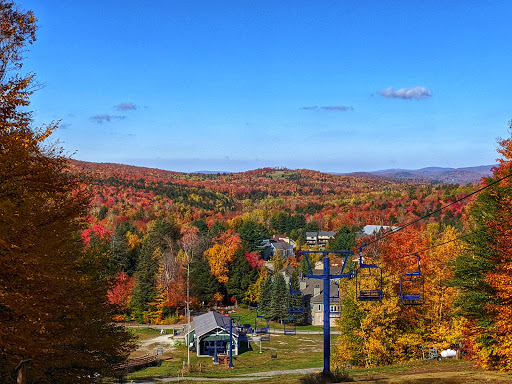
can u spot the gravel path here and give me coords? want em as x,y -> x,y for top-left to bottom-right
126,367 -> 322,383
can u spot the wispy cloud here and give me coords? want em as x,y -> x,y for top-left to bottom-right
90,114 -> 126,124
301,105 -> 354,111
377,86 -> 432,100
115,102 -> 137,111
59,122 -> 71,130
321,106 -> 354,111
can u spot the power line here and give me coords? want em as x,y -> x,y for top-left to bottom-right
361,171 -> 512,248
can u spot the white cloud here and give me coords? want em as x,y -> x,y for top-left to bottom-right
301,105 -> 354,111
377,86 -> 432,100
90,114 -> 126,124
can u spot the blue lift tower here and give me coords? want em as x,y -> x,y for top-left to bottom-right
300,250 -> 354,377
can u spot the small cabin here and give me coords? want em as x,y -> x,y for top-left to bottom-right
186,311 -> 250,357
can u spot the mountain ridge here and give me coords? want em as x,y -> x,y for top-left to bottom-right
345,165 -> 494,184
69,159 -> 494,185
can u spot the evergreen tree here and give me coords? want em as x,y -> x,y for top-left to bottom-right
112,221 -> 140,275
192,219 -> 209,235
258,274 -> 273,317
238,220 -> 270,251
130,219 -> 180,322
327,225 -> 356,251
300,254 -> 311,275
227,248 -> 258,305
289,270 -> 307,325
270,273 -> 289,322
190,255 -> 221,306
0,3 -> 134,381
130,240 -> 160,323
209,220 -> 227,238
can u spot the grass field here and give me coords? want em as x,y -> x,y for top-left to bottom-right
126,328 -> 326,380
121,310 -> 512,383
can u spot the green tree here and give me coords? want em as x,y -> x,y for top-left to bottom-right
303,221 -> 320,233
289,270 -> 306,325
130,219 -> 180,322
192,219 -> 209,234
112,221 -> 140,275
258,274 -> 273,317
227,248 -> 258,305
327,225 -> 356,251
334,293 -> 365,365
190,255 -> 221,306
238,220 -> 270,251
129,238 -> 160,323
209,220 -> 227,238
0,3 -> 134,381
270,273 -> 289,322
450,127 -> 512,369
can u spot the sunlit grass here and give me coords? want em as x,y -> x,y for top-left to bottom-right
126,330 -> 327,379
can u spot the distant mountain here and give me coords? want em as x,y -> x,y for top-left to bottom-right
70,159 -> 494,185
192,170 -> 233,175
348,165 -> 495,185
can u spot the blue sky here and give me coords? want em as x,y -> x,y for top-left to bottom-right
19,0 -> 512,173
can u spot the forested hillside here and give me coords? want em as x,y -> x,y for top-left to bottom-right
69,152 -> 512,371
70,159 -> 475,315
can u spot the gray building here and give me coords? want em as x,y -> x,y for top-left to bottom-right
187,311 -> 250,357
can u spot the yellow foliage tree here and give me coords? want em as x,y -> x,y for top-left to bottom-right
203,243 -> 238,283
203,231 -> 240,283
245,268 -> 268,304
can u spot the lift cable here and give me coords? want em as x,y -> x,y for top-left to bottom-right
402,229 -> 477,258
361,171 -> 512,248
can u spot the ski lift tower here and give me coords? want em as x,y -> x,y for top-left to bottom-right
300,250 -> 354,377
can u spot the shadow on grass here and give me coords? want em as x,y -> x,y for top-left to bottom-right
300,368 -> 355,384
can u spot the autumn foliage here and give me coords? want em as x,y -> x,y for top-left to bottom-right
4,1 -> 512,375
0,2 -> 134,381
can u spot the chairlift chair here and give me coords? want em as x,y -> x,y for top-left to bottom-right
283,316 -> 297,335
400,254 -> 425,305
254,314 -> 269,335
288,289 -> 305,314
356,245 -> 384,302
